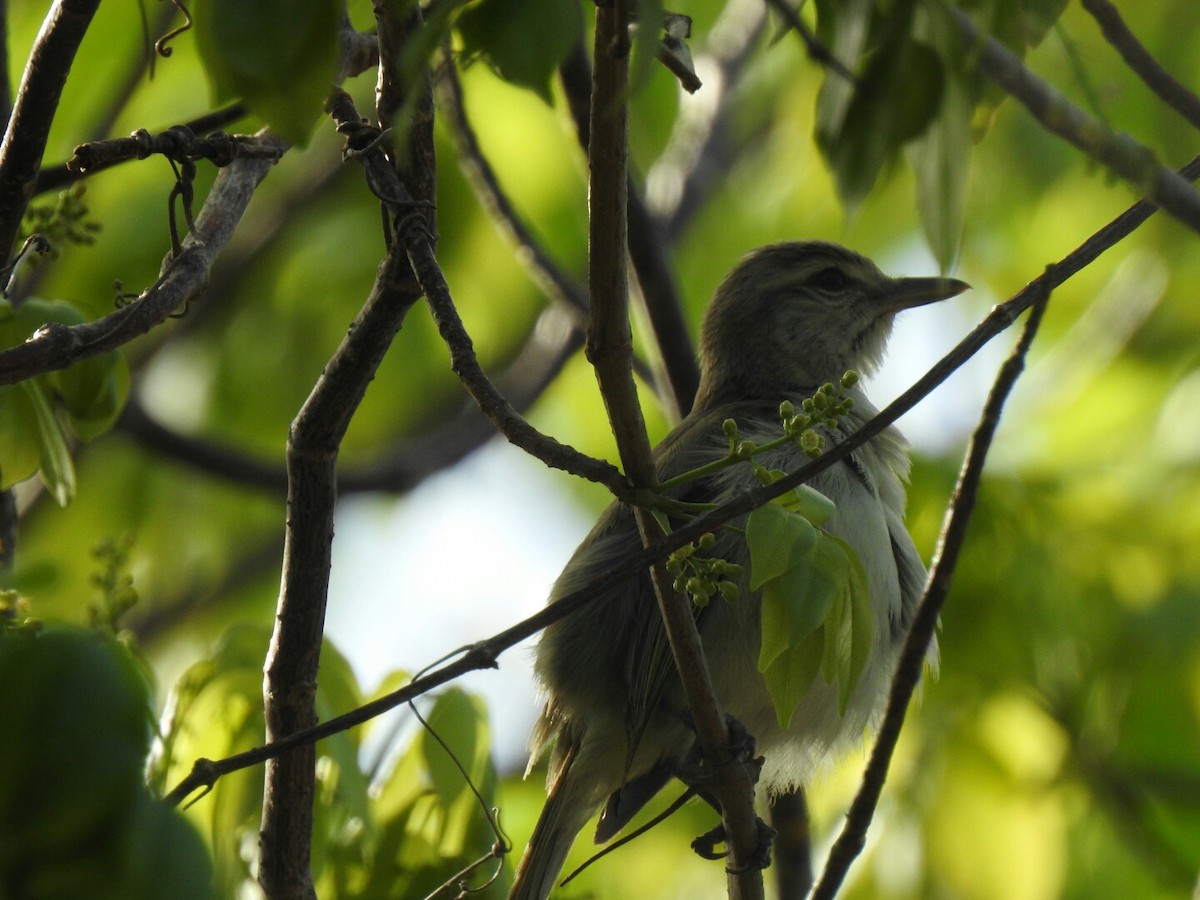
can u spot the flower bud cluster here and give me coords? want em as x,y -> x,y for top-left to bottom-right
666,532 -> 743,607
779,371 -> 859,459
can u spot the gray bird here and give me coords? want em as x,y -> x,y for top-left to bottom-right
510,241 -> 967,899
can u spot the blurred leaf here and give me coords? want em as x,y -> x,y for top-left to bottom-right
0,626 -> 211,899
457,0 -> 584,103
760,625 -> 825,729
194,0 -> 340,145
818,34 -> 945,209
0,383 -> 41,489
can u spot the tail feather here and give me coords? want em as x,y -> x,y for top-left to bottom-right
510,738 -> 600,900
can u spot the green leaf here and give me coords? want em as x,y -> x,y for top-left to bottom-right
757,539 -> 842,672
194,0 -> 340,145
421,688 -> 482,810
20,379 -> 75,506
746,503 -> 818,590
458,0 -> 584,103
760,625 -> 825,729
4,297 -> 129,442
0,383 -> 41,489
777,483 -> 838,525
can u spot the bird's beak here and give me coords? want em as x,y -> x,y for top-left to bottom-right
882,276 -> 970,312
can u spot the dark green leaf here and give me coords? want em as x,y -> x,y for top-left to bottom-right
457,0 -> 584,103
194,0 -> 340,145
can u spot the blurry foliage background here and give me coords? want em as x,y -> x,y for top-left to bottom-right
2,0 -> 1200,897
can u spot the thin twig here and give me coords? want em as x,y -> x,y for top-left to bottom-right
763,0 -> 856,82
0,0 -> 101,268
949,5 -> 1200,236
810,271 -> 1054,898
1081,0 -> 1200,133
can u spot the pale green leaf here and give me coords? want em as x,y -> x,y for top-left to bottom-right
777,483 -> 838,525
746,503 -> 818,590
760,625 -> 824,730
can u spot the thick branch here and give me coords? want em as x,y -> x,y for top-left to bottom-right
590,9 -> 764,900
1081,0 -> 1200,133
950,6 -> 1200,236
0,141 -> 284,385
259,245 -> 423,900
0,0 -> 99,267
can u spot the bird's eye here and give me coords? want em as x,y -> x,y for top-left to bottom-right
810,266 -> 849,292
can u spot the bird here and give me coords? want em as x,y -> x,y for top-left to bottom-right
509,241 -> 968,899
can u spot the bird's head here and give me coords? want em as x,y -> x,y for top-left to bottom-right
694,241 -> 969,409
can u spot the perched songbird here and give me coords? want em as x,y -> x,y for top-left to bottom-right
510,242 -> 968,899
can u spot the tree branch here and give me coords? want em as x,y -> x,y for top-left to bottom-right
258,241 -> 423,900
0,0 -> 100,268
327,88 -> 630,498
559,40 -> 700,419
949,5 -> 1200,236
1081,0 -> 1200,133
589,9 -> 764,899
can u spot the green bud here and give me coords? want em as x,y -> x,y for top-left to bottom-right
840,370 -> 859,389
735,439 -> 757,459
673,575 -> 688,593
800,429 -> 823,454
778,400 -> 794,419
820,382 -> 836,395
842,396 -> 854,410
719,581 -> 740,603
722,418 -> 738,438
812,392 -> 829,410
801,397 -> 815,413
698,532 -> 716,550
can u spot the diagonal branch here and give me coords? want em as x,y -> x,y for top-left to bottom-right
327,88 -> 630,498
810,274 -> 1054,899
1081,0 -> 1200,133
948,5 -> 1200,236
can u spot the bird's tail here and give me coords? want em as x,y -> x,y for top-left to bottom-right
509,738 -> 600,900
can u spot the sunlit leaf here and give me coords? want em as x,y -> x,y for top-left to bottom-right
20,379 -> 74,506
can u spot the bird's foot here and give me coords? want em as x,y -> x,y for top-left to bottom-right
690,816 -> 777,871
